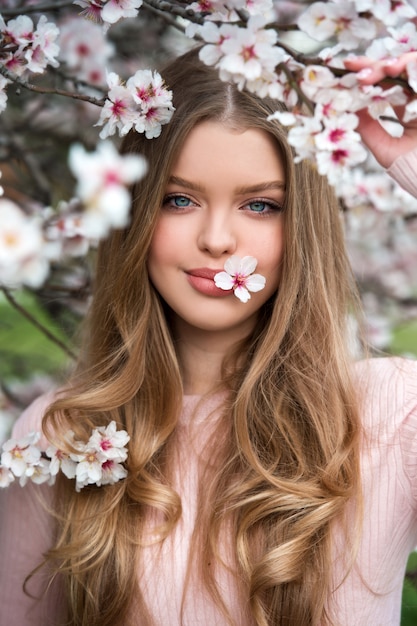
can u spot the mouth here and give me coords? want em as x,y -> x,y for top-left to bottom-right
186,267 -> 223,280
185,268 -> 233,297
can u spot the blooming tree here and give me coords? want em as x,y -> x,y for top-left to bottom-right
1,0 -> 417,412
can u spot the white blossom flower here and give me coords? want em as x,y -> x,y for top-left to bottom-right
0,75 -> 9,114
126,69 -> 175,139
197,22 -> 237,66
1,432 -> 41,479
87,421 -> 130,462
96,72 -> 137,138
297,1 -> 376,50
0,422 -> 130,490
354,0 -> 416,26
314,112 -> 361,151
0,465 -> 14,488
286,115 -> 323,163
46,445 -> 77,478
96,70 -> 174,140
68,140 -> 147,238
101,0 -> 143,24
315,141 -> 367,186
25,15 -> 60,73
214,255 -> 266,303
218,16 -> 283,86
74,449 -> 103,490
0,199 -> 50,288
96,459 -> 128,486
74,0 -> 143,28
59,16 -> 115,85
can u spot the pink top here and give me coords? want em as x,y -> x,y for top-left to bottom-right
1,357 -> 417,625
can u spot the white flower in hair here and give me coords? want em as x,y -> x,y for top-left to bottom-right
1,432 -> 42,481
0,422 -> 130,491
214,255 -> 266,303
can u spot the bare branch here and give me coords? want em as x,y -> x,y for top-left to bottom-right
1,1 -> 75,17
143,0 -> 203,23
1,288 -> 77,361
1,128 -> 53,205
0,66 -> 105,108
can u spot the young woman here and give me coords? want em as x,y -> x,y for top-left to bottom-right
1,48 -> 417,626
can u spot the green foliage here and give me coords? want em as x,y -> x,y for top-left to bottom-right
402,552 -> 417,625
0,290 -> 70,381
391,320 -> 417,358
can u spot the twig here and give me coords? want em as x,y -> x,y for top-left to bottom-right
141,1 -> 187,32
0,66 -> 105,108
143,0 -> 203,23
3,131 -> 53,205
1,288 -> 77,361
1,1 -> 75,17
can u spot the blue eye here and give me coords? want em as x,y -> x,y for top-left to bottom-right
249,201 -> 268,213
163,194 -> 193,209
245,199 -> 282,214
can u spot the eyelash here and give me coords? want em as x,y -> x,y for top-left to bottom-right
162,194 -> 283,215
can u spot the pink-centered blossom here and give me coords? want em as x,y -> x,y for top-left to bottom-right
59,16 -> 115,86
297,1 -> 376,50
68,140 -> 147,238
87,421 -> 130,463
214,255 -> 266,303
1,432 -> 42,486
0,422 -> 130,491
73,0 -> 143,28
0,199 -> 50,288
96,69 -> 174,140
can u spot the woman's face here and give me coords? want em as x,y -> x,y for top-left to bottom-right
148,120 -> 285,341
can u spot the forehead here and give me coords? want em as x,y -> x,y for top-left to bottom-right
170,120 -> 285,185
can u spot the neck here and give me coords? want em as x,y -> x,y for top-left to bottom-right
172,319 -> 253,395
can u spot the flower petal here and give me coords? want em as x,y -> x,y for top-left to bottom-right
246,273 -> 266,292
240,256 -> 258,275
224,255 -> 242,275
214,271 -> 235,290
234,285 -> 251,303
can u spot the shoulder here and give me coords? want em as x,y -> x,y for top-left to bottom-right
387,146 -> 417,197
11,391 -> 57,450
352,356 -> 417,439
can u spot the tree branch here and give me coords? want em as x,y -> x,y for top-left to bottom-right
143,0 -> 203,24
1,1 -> 75,17
0,66 -> 105,108
1,288 -> 77,361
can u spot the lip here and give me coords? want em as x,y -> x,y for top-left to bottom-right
185,267 -> 233,297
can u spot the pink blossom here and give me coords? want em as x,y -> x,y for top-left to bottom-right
1,432 -> 41,483
68,140 -> 147,238
59,17 -> 115,86
87,421 -> 129,463
214,255 -> 266,303
0,199 -> 49,288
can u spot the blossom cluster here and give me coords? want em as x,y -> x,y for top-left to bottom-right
187,0 -> 417,187
0,421 -> 130,492
0,141 -> 147,288
96,69 -> 175,139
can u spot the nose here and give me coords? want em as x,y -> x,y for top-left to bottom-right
197,208 -> 237,258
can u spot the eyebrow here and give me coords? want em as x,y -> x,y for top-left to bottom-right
168,175 -> 286,194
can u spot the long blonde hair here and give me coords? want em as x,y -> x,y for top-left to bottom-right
41,47 -> 362,626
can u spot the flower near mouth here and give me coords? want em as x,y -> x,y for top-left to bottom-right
214,255 -> 266,303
